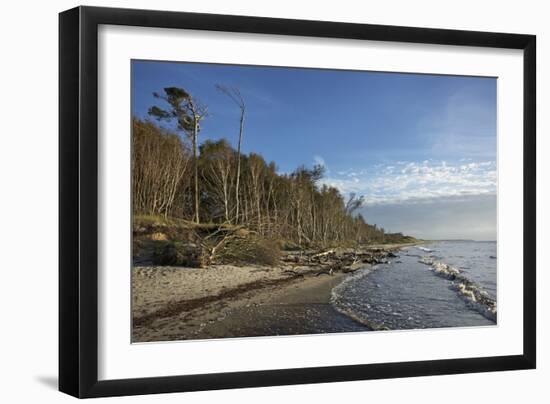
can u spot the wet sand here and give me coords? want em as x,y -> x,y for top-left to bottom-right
132,266 -> 369,342
193,273 -> 370,340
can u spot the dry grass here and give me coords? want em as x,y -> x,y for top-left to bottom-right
216,236 -> 281,266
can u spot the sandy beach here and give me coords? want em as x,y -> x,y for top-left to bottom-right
132,265 -> 365,342
131,244 -> 415,342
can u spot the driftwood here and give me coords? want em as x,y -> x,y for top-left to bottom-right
192,224 -> 254,265
278,246 -> 400,277
311,249 -> 335,259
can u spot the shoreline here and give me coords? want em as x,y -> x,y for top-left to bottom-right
177,272 -> 370,341
132,243 -> 415,342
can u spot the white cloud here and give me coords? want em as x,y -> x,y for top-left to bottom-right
320,160 -> 496,205
336,169 -> 367,177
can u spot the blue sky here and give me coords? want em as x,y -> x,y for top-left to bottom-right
132,60 -> 497,240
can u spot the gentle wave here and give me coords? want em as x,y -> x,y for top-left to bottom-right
330,266 -> 390,331
330,243 -> 497,330
419,256 -> 497,322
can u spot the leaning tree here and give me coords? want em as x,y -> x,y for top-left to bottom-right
148,87 -> 207,224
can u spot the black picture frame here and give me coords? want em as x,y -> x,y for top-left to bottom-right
59,6 -> 536,398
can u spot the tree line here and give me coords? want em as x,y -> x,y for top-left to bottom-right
132,86 -> 404,247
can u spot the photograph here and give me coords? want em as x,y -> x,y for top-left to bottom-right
131,60 -> 498,343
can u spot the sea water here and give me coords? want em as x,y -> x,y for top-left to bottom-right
331,241 -> 497,330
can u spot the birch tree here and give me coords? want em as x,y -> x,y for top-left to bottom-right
199,139 -> 235,222
149,87 -> 207,223
216,84 -> 245,224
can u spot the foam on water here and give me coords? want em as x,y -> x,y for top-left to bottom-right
330,241 -> 497,330
418,255 -> 497,322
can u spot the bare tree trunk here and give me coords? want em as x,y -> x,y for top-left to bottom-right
235,113 -> 244,223
216,85 -> 246,225
193,120 -> 200,224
